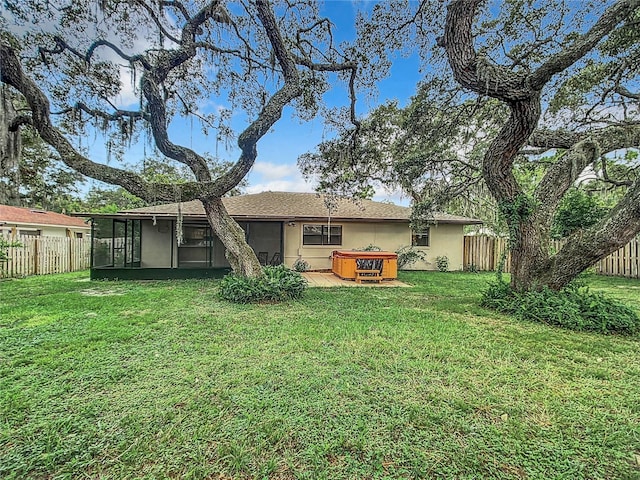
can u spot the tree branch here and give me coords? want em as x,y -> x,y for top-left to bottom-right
8,114 -> 32,131
440,0 -> 530,102
529,0 -> 640,89
600,155 -> 634,187
532,123 -> 640,221
132,0 -> 181,45
52,102 -> 148,122
141,75 -> 212,182
1,41 -> 221,203
616,85 -> 640,100
441,0 -> 640,102
547,176 -> 640,287
48,37 -> 153,70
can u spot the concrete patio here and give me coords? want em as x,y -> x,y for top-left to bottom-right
302,271 -> 410,288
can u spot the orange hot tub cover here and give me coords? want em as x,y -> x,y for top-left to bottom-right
331,250 -> 398,280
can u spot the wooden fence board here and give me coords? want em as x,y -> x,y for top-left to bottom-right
595,238 -> 639,279
464,235 -> 639,279
1,235 -> 91,278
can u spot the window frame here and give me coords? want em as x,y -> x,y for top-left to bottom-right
411,228 -> 430,247
19,229 -> 41,237
302,224 -> 342,246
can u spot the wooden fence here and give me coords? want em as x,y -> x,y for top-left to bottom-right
1,235 -> 91,278
595,237 -> 640,278
463,235 -> 510,273
463,235 -> 640,279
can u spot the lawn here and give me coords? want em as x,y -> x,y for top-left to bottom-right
1,271 -> 639,479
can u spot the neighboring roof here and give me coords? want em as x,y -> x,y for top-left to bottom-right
0,204 -> 90,229
87,191 -> 482,225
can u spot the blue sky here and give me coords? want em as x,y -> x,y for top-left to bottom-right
77,1 -> 424,204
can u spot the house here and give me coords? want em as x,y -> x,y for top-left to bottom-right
83,191 -> 482,279
0,204 -> 90,238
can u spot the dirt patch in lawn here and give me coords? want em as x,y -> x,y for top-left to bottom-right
80,288 -> 126,297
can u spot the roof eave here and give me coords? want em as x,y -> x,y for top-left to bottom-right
434,219 -> 484,225
76,212 -> 482,225
0,220 -> 91,229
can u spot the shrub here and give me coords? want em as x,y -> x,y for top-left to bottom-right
481,280 -> 640,335
395,245 -> 427,269
0,238 -> 22,264
292,258 -> 310,272
464,263 -> 480,273
356,244 -> 382,251
435,255 -> 449,272
551,188 -> 609,239
219,265 -> 308,303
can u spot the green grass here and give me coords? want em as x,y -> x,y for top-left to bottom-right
1,271 -> 639,479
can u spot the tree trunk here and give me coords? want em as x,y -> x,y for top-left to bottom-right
0,85 -> 22,206
506,176 -> 640,291
481,99 -> 550,291
506,217 -> 549,291
533,177 -> 640,289
201,197 -> 263,277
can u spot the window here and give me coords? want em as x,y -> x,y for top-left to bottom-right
181,226 -> 210,246
19,229 -> 40,237
303,224 -> 342,246
412,228 -> 430,247
75,232 -> 83,239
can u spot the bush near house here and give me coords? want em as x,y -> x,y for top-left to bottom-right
219,265 -> 308,303
435,255 -> 450,272
395,245 -> 427,269
292,258 -> 310,272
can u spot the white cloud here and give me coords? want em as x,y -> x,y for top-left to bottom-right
371,185 -> 411,206
246,159 -> 315,194
246,179 -> 314,194
112,65 -> 142,108
252,161 -> 300,181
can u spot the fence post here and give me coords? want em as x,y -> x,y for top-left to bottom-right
33,237 -> 40,275
68,237 -> 73,272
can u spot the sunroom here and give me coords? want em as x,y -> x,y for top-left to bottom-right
89,215 -> 283,280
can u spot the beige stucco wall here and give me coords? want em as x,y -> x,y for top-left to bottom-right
282,221 -> 466,271
407,223 -> 466,271
141,220 -> 174,267
141,220 -> 230,268
138,219 -> 467,271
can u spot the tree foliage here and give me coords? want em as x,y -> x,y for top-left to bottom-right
17,124 -> 85,212
1,88 -> 84,212
551,188 -> 610,239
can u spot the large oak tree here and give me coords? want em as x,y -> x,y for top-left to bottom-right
0,0 -> 359,276
439,0 -> 640,290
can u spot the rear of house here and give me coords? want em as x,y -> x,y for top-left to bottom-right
84,192 -> 481,279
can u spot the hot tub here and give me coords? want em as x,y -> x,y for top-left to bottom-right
331,250 -> 398,281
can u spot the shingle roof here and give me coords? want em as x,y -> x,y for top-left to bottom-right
118,192 -> 482,225
0,204 -> 89,228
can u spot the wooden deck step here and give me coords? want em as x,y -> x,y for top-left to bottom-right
355,269 -> 383,284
